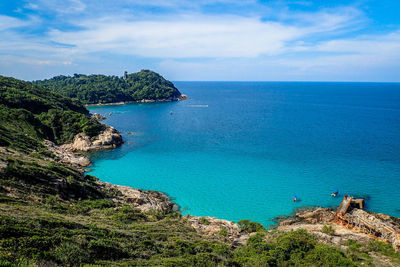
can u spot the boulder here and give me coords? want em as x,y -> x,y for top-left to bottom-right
62,126 -> 123,152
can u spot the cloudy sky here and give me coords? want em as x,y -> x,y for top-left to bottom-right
1,0 -> 400,81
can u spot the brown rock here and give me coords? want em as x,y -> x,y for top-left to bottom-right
97,181 -> 176,213
185,215 -> 251,245
62,126 -> 123,152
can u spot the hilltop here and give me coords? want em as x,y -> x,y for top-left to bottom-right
34,70 -> 183,105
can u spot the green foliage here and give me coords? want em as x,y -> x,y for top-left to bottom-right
219,227 -> 228,237
323,225 -> 336,235
234,230 -> 358,266
111,205 -> 147,224
0,76 -> 104,147
199,217 -> 210,225
34,70 -> 182,104
0,75 -> 87,114
237,219 -> 266,233
38,109 -> 105,144
367,240 -> 400,259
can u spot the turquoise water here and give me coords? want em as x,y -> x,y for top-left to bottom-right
88,82 -> 400,226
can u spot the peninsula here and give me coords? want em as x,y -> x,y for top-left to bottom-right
0,75 -> 399,266
34,70 -> 187,105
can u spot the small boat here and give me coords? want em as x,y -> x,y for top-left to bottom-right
293,195 -> 297,202
331,190 -> 339,197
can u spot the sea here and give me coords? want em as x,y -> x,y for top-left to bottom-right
87,82 -> 400,226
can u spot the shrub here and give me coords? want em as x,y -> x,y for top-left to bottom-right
322,225 -> 335,235
219,227 -> 228,237
237,219 -> 265,233
55,242 -> 89,265
199,217 -> 210,225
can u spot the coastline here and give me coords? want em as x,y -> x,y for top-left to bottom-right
85,94 -> 188,107
58,116 -> 399,252
72,118 -> 400,251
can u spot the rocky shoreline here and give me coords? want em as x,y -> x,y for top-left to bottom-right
278,207 -> 400,252
85,94 -> 188,107
54,122 -> 400,254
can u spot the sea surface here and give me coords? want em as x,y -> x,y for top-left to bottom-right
87,82 -> 400,226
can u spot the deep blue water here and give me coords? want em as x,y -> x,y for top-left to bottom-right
88,82 -> 400,226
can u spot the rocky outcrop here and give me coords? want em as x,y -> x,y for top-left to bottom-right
62,126 -> 123,152
44,140 -> 90,167
178,94 -> 188,101
97,181 -> 177,213
91,113 -> 106,121
345,209 -> 400,252
277,207 -> 400,252
185,215 -> 251,245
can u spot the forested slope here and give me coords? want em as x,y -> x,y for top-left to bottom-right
34,70 -> 182,104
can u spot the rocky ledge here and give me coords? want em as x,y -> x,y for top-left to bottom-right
61,126 -> 123,152
91,113 -> 106,121
278,207 -> 400,252
185,215 -> 251,245
97,181 -> 178,213
44,140 -> 90,168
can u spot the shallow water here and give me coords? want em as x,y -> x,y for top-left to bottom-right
88,82 -> 400,226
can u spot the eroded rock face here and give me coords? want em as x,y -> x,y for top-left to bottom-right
97,181 -> 177,213
62,126 -> 123,152
185,215 -> 251,245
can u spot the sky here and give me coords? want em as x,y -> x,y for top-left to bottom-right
0,0 -> 400,81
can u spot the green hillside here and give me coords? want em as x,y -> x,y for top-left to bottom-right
34,70 -> 182,104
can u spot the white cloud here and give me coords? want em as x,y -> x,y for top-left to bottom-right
47,8 -> 362,59
24,0 -> 86,14
48,15 -> 300,58
1,2 -> 399,81
0,15 -> 31,31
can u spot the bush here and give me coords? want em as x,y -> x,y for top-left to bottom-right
219,227 -> 228,237
237,219 -> 265,233
55,242 -> 89,265
322,225 -> 335,235
199,217 -> 210,225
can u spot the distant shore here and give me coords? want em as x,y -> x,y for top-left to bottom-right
85,94 -> 188,107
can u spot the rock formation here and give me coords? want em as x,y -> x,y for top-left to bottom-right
185,215 -> 251,245
277,207 -> 400,252
62,126 -> 123,152
97,181 -> 177,213
44,140 -> 90,167
91,113 -> 106,121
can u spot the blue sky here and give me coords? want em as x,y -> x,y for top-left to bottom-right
0,0 -> 399,81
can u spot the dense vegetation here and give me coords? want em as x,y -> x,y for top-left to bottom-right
34,70 -> 182,104
1,75 -> 399,266
0,75 -> 104,146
